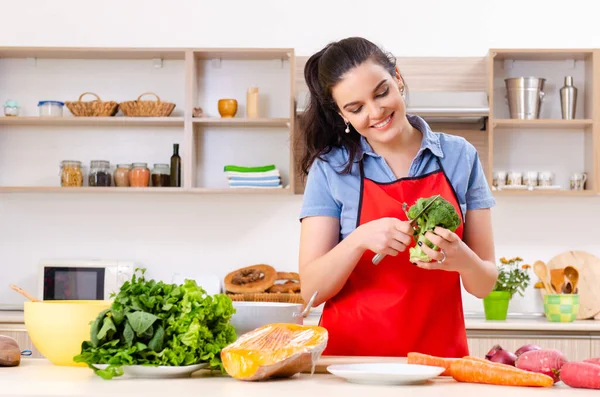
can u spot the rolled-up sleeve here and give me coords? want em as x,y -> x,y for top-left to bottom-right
465,144 -> 496,210
299,158 -> 341,221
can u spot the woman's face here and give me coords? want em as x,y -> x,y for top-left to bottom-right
331,60 -> 407,145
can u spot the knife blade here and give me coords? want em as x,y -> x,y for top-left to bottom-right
371,194 -> 441,265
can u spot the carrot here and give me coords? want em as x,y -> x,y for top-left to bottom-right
407,352 -> 457,376
450,358 -> 554,387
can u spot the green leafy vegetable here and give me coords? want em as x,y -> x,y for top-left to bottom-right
407,195 -> 461,263
73,268 -> 237,380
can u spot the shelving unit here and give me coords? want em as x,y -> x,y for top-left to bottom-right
0,46 -> 296,194
488,48 -> 599,196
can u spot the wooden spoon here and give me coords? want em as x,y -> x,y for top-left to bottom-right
563,266 -> 579,293
533,261 -> 555,294
9,284 -> 39,302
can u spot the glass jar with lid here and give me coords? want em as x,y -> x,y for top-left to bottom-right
151,164 -> 171,187
129,163 -> 150,187
114,164 -> 131,187
88,160 -> 112,187
60,160 -> 83,187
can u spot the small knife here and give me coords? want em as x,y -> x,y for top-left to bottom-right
371,194 -> 441,265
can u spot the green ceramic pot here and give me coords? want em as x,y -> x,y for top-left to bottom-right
483,291 -> 511,320
543,294 -> 580,322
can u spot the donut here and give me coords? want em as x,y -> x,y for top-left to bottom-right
224,264 -> 277,294
276,272 -> 300,281
268,280 -> 301,293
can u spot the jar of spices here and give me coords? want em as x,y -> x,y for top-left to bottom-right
151,164 -> 171,187
129,163 -> 150,187
60,160 -> 83,187
88,160 -> 112,187
114,164 -> 131,187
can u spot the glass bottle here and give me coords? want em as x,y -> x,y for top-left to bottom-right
88,160 -> 112,187
114,164 -> 131,187
129,163 -> 150,187
60,160 -> 83,187
151,164 -> 171,187
170,143 -> 181,187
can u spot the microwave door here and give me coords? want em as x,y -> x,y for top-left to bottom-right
44,267 -> 105,300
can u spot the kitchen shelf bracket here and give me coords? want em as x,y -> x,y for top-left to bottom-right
565,58 -> 576,69
152,58 -> 163,68
503,59 -> 514,70
211,58 -> 222,69
26,57 -> 37,67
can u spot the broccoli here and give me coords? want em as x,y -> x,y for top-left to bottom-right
406,195 -> 461,263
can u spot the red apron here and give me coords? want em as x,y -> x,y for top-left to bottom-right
320,157 -> 468,358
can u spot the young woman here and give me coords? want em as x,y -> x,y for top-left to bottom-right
298,37 -> 498,358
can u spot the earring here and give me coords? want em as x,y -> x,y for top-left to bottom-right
400,86 -> 405,98
345,121 -> 350,133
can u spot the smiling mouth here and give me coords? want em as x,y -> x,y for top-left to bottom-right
371,112 -> 394,129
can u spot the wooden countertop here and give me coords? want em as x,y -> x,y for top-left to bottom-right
0,359 -> 595,397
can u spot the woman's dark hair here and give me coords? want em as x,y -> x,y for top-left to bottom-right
298,37 -> 400,176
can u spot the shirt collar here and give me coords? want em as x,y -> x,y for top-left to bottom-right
356,114 -> 444,161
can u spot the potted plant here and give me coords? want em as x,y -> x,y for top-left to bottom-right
483,256 -> 531,320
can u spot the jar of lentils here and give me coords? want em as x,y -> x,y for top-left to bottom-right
60,160 -> 83,187
88,160 -> 112,187
113,164 -> 131,187
129,163 -> 150,187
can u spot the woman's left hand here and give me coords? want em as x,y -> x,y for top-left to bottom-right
413,227 -> 474,273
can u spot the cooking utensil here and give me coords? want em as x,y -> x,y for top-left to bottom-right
533,261 -> 554,294
372,195 -> 441,265
561,281 -> 573,294
9,284 -> 39,302
546,251 -> 600,320
550,269 -> 564,294
563,265 -> 579,292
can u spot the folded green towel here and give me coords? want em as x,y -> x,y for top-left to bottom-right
223,164 -> 276,173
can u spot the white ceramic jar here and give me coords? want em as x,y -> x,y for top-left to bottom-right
38,101 -> 64,117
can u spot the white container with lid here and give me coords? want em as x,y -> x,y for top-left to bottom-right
38,101 -> 64,117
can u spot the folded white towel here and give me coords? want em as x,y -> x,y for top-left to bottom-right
225,170 -> 280,178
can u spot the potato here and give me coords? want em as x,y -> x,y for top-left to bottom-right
515,348 -> 567,383
560,361 -> 600,389
0,335 -> 21,367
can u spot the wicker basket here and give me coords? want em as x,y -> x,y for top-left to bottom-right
65,92 -> 119,117
227,292 -> 305,304
119,92 -> 176,117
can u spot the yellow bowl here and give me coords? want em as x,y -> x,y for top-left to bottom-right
24,300 -> 111,366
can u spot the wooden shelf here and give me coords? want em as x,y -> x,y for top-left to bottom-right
0,47 -> 186,60
193,48 -> 292,61
493,189 -> 596,196
0,186 -> 292,194
0,116 -> 185,127
491,49 -> 593,61
492,119 -> 593,129
192,118 -> 290,128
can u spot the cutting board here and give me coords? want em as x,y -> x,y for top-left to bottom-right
545,250 -> 600,320
302,355 -> 407,374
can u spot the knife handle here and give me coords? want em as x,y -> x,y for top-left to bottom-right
372,253 -> 385,265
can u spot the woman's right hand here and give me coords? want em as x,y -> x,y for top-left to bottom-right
354,218 -> 415,257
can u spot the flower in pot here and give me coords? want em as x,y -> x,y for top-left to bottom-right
483,257 -> 531,320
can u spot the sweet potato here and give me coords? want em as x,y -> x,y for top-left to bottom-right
0,335 -> 21,367
515,348 -> 567,383
559,361 -> 600,389
584,358 -> 600,366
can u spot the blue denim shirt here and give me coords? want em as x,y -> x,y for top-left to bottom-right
299,114 -> 496,240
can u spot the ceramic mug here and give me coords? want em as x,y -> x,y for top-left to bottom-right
507,171 -> 523,186
570,172 -> 587,191
493,170 -> 507,188
523,171 -> 538,188
538,171 -> 554,187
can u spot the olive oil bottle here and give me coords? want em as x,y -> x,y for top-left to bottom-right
170,143 -> 181,187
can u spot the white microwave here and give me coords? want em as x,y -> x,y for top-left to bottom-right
38,259 -> 135,301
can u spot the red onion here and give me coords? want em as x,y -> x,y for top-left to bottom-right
485,344 -> 517,366
515,344 -> 542,357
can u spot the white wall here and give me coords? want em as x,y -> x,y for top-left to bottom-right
2,0 -> 600,314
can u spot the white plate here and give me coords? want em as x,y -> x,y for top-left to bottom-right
499,185 -> 528,190
533,185 -> 561,190
327,363 -> 445,385
94,363 -> 209,378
